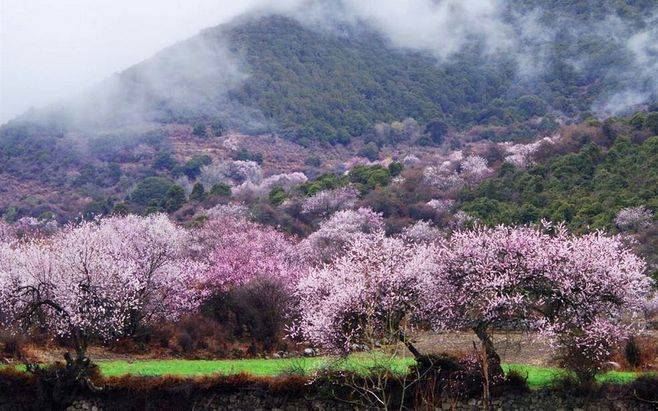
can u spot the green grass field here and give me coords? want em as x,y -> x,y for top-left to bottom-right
502,364 -> 644,388
3,356 -> 651,389
95,357 -> 649,389
98,355 -> 415,378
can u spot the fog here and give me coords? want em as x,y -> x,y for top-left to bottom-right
2,0 -> 657,125
0,0 -> 262,123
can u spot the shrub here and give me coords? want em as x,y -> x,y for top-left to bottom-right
0,331 -> 27,359
424,119 -> 448,145
227,278 -> 291,352
388,162 -> 403,177
192,123 -> 208,138
358,142 -> 379,161
305,156 -> 322,167
211,119 -> 226,136
646,112 -> 658,135
268,187 -> 287,206
163,184 -> 186,212
629,375 -> 658,403
183,155 -> 213,179
189,182 -> 206,202
170,316 -> 230,356
130,177 -> 175,206
210,183 -> 231,197
153,151 -> 178,170
620,336 -> 658,370
234,148 -> 264,165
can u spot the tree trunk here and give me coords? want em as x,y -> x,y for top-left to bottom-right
398,330 -> 423,359
473,323 -> 504,380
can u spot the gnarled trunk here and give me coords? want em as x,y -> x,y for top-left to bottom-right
25,331 -> 100,409
473,323 -> 504,380
398,330 -> 423,359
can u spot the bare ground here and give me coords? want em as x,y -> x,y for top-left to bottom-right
17,330 -> 658,368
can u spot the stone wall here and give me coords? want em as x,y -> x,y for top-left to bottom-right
63,391 -> 654,411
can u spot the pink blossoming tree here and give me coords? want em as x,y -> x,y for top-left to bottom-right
0,214 -> 202,377
193,216 -> 304,292
429,223 -> 651,380
292,233 -> 437,357
300,208 -> 385,264
536,228 -> 651,380
301,187 -> 359,217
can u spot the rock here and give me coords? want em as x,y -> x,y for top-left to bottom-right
303,348 -> 316,357
349,343 -> 369,351
602,361 -> 621,371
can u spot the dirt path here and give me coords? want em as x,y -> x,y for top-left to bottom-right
20,330 -> 658,367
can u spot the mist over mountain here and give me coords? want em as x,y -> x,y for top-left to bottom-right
1,0 -> 657,223
5,1 -> 657,138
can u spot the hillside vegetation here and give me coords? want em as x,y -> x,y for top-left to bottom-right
460,135 -> 658,231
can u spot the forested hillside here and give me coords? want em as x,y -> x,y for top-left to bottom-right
0,0 -> 656,222
460,135 -> 658,231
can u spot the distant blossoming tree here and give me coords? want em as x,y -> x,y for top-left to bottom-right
399,220 -> 443,244
614,206 -> 653,231
300,208 -> 385,263
449,210 -> 477,229
193,216 -> 304,292
423,166 -> 465,191
203,203 -> 250,221
402,154 -> 421,167
199,160 -> 263,189
459,155 -> 492,183
426,198 -> 456,217
536,229 -> 651,380
232,172 -> 307,202
301,187 -> 359,217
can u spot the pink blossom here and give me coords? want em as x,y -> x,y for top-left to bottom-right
192,216 -> 304,293
14,216 -> 59,238
426,199 -> 455,216
300,208 -> 385,263
0,221 -> 16,241
423,166 -> 465,191
403,154 -> 421,167
199,160 -> 263,189
232,172 -> 307,201
204,203 -> 250,220
399,221 -> 443,244
460,155 -> 492,183
0,214 -> 201,343
614,206 -> 654,231
292,233 -> 437,354
343,156 -> 376,171
428,224 -> 651,373
301,187 -> 359,217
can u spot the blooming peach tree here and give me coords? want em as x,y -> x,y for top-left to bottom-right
300,207 -> 385,264
429,223 -> 651,380
0,214 -> 202,369
292,232 -> 437,358
536,228 -> 651,380
193,216 -> 304,292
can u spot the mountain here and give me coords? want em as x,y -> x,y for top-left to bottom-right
0,1 -> 657,222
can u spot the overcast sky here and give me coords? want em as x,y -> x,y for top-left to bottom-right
0,0 -> 266,123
